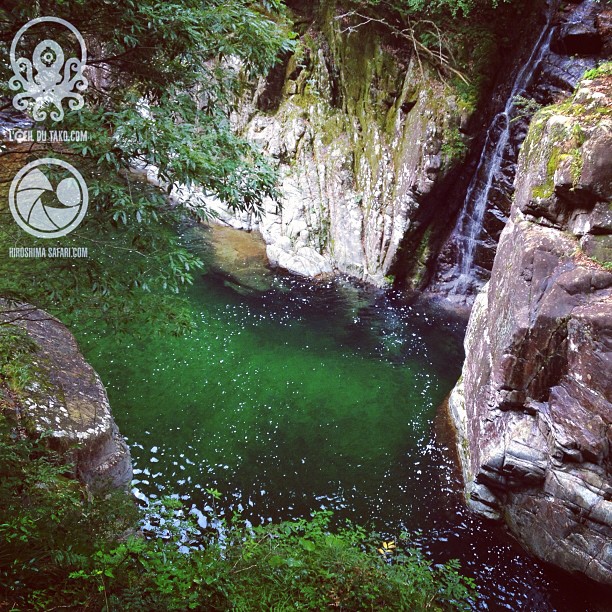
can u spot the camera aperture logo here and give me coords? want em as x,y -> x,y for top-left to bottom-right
9,158 -> 88,239
9,16 -> 88,121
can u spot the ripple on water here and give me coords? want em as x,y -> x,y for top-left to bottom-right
78,225 -> 610,611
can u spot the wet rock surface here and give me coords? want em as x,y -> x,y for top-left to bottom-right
429,0 -> 606,303
1,302 -> 132,491
449,73 -> 612,585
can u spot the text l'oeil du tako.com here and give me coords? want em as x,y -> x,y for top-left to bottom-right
5,129 -> 89,143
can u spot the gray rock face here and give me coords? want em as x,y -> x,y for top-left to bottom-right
205,16 -> 462,285
2,303 -> 132,491
449,73 -> 612,585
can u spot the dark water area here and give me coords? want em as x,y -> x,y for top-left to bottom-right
78,225 -> 611,611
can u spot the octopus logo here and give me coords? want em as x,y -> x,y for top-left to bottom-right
9,158 -> 88,238
9,17 -> 88,121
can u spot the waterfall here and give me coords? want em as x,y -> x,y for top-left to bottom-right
448,20 -> 555,296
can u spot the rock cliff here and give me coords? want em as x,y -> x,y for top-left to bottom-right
203,0 -> 608,298
204,2 -> 474,285
1,302 -> 132,491
449,67 -> 612,585
428,0 -> 606,301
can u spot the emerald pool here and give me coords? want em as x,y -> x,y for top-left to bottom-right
80,225 -> 463,528
77,225 -> 607,611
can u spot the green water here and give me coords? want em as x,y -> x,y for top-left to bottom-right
79,225 -> 463,529
76,226 -> 610,610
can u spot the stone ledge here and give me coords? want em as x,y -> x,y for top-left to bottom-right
1,300 -> 132,491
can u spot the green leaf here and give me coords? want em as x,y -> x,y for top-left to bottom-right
299,538 -> 316,552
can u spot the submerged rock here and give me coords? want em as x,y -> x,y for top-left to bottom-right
185,224 -> 277,293
1,302 -> 132,491
449,71 -> 612,585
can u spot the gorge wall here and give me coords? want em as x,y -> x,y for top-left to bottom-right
448,70 -> 612,586
206,0 -> 469,285
197,1 -> 548,286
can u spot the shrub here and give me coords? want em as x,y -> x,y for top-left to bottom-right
0,414 -> 477,610
0,324 -> 39,394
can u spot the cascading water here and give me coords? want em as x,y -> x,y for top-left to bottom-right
445,17 -> 555,297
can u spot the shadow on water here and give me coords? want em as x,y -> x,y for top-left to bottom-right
78,225 -> 611,612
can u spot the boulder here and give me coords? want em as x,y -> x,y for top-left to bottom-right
1,302 -> 132,491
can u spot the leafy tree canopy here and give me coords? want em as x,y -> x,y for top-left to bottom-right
0,1 -> 294,332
